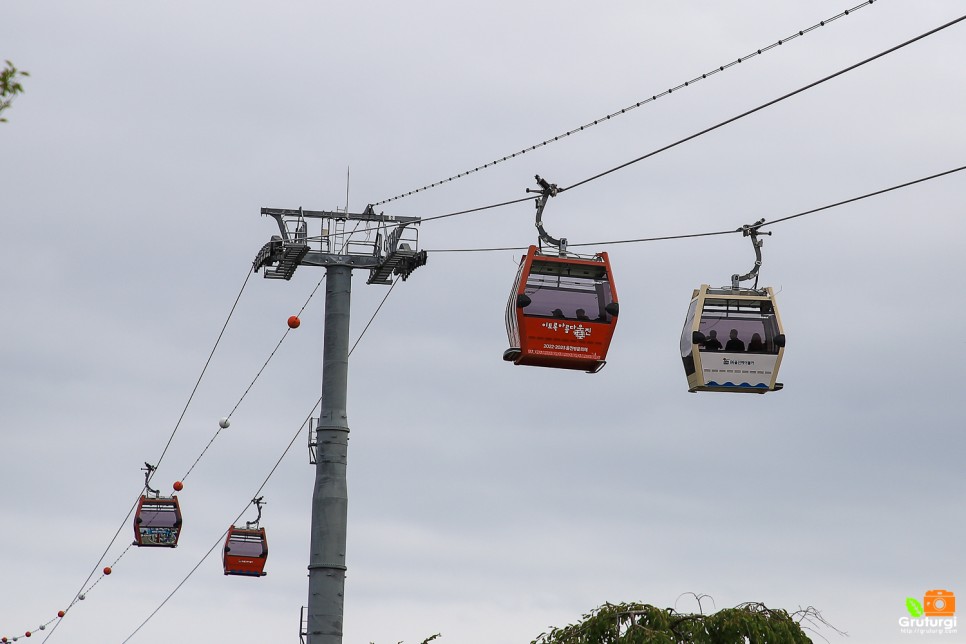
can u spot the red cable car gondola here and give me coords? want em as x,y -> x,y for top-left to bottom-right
133,464 -> 182,547
503,177 -> 619,373
223,497 -> 268,577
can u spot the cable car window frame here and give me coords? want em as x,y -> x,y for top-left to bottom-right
226,530 -> 267,558
698,297 -> 781,355
521,260 -> 615,323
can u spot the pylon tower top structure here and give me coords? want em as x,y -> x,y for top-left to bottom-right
253,205 -> 425,284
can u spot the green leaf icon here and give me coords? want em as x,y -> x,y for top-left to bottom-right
906,597 -> 924,617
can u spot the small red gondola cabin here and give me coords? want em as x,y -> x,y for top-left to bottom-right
504,245 -> 619,373
133,495 -> 182,547
223,527 -> 268,577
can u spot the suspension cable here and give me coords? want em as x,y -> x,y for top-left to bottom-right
358,13 -> 966,240
120,277 -> 403,643
423,164 -> 966,253
560,14 -> 966,194
37,220 -> 365,641
150,266 -> 254,483
757,165 -> 966,229
371,0 -> 880,206
36,267 -> 255,643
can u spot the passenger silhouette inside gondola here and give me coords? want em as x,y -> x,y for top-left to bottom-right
702,329 -> 723,351
575,308 -> 591,321
747,332 -> 765,352
725,329 -> 745,352
551,308 -> 565,319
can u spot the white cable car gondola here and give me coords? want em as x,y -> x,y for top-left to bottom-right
680,220 -> 786,393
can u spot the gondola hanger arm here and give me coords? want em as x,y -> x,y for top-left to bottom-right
246,496 -> 266,530
142,462 -> 160,498
527,175 -> 567,255
731,218 -> 771,290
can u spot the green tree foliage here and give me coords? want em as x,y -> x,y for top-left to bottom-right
0,60 -> 29,123
531,601 -> 830,644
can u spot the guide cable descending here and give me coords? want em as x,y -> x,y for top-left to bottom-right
120,276 -> 404,643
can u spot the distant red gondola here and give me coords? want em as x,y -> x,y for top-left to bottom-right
223,497 -> 268,577
134,495 -> 182,547
133,463 -> 182,547
223,527 -> 268,577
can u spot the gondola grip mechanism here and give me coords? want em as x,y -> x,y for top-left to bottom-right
731,219 -> 771,290
528,175 -> 567,255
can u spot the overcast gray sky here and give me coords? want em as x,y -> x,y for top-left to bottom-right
2,1 -> 964,643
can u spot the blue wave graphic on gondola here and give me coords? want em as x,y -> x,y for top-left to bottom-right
706,381 -> 768,389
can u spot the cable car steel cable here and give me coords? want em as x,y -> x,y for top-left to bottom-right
33,217 -> 368,641
34,267 -> 307,642
371,0 -> 881,206
359,16 -> 966,244
558,13 -> 966,195
23,271 -> 401,643
177,222 -> 360,484
179,271 -> 330,486
423,163 -> 966,253
150,266 -> 255,485
33,268 -> 257,644
120,278 -> 402,643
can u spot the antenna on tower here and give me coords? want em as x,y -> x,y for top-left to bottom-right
345,166 -> 350,214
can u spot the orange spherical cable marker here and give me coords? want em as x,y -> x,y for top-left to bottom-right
57,611 -> 65,618
287,315 -> 301,329
173,481 -> 184,492
103,566 -> 112,575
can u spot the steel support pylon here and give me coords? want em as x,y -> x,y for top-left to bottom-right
306,264 -> 351,643
254,206 -> 425,643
